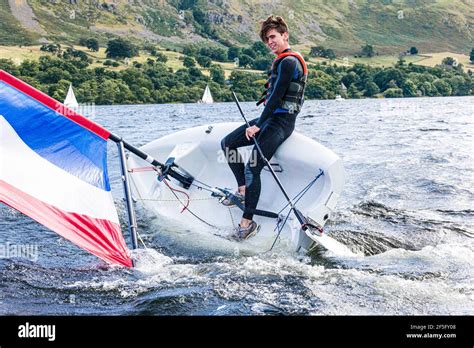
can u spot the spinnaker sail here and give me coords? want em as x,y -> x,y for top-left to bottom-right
0,70 -> 132,267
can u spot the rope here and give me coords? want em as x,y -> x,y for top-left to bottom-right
161,175 -> 190,213
137,197 -> 215,202
161,176 -> 218,228
136,230 -> 148,249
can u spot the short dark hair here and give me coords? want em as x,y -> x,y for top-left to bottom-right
259,15 -> 289,42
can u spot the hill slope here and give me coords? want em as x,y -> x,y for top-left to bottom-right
1,0 -> 472,55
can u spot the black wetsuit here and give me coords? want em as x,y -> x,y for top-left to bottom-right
221,51 -> 304,220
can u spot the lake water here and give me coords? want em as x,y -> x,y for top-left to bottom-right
1,96 -> 473,315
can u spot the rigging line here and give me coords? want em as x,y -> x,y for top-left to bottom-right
276,170 -> 324,215
136,230 -> 148,249
162,177 -> 190,213
269,208 -> 293,251
162,177 -> 218,228
192,177 -> 215,190
136,197 -> 215,202
130,166 -> 219,228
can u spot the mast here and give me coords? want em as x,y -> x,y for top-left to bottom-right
116,139 -> 138,251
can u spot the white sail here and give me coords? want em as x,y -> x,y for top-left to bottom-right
64,84 -> 79,109
200,84 -> 213,104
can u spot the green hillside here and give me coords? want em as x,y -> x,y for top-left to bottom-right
0,0 -> 472,55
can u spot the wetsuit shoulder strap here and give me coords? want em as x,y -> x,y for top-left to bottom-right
273,50 -> 308,76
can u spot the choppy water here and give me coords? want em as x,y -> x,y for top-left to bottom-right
1,97 -> 473,315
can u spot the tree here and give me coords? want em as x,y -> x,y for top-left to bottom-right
363,81 -> 380,97
199,46 -> 227,61
325,49 -> 336,60
442,57 -> 457,67
210,64 -> 225,84
192,7 -> 206,25
310,45 -> 336,59
470,48 -> 474,63
341,71 -> 359,87
383,88 -> 403,98
196,55 -> 211,68
183,56 -> 196,68
86,38 -> 99,52
401,79 -> 417,97
228,46 -> 241,60
433,79 -> 452,96
183,45 -> 199,57
19,59 -> 39,77
419,81 -> 435,96
310,45 -> 327,57
179,0 -> 198,10
242,47 -> 257,59
347,84 -> 362,98
373,68 -> 404,91
410,46 -> 418,55
361,44 -> 375,58
38,67 -> 71,84
252,57 -> 272,71
143,44 -> 157,56
238,54 -> 253,68
251,41 -> 269,56
40,43 -> 61,55
0,58 -> 20,76
155,52 -> 168,63
106,38 -> 139,59
188,67 -> 204,79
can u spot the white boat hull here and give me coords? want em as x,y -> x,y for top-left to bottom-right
127,122 -> 345,254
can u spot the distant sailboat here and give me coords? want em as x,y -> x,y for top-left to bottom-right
64,84 -> 78,108
199,84 -> 213,104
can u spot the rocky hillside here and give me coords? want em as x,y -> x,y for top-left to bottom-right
1,0 -> 472,54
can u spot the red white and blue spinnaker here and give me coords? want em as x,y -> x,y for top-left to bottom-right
0,69 -> 133,267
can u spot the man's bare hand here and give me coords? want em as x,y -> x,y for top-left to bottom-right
245,125 -> 260,140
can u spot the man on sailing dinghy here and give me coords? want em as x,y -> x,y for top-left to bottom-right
221,15 -> 308,240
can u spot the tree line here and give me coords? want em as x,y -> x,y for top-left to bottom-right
0,47 -> 472,105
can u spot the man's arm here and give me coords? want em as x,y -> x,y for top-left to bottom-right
256,57 -> 297,127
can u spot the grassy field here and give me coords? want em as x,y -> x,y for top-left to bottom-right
0,44 -> 267,78
305,52 -> 473,71
2,44 -> 472,75
0,45 -> 44,63
414,52 -> 474,70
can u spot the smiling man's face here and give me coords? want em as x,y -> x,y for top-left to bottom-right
265,28 -> 289,55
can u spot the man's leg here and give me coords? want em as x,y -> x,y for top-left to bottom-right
241,122 -> 291,224
220,119 -> 259,191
